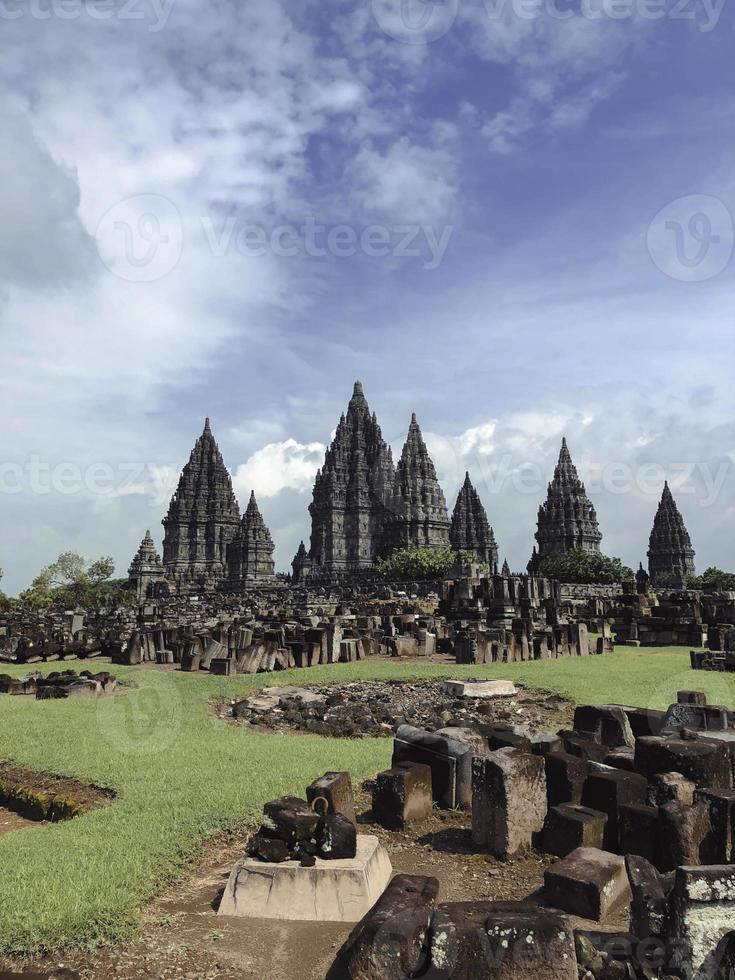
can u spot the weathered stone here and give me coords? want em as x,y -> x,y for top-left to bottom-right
573,705 -> 635,749
646,771 -> 695,807
662,701 -> 731,734
544,751 -> 589,805
658,800 -> 710,871
262,796 -> 320,844
472,749 -> 547,859
219,835 -> 392,923
441,679 -> 517,699
542,804 -> 607,857
329,873 -> 439,979
307,771 -> 357,828
372,763 -> 432,830
635,735 -> 732,789
392,725 -> 473,810
246,834 -> 290,863
617,804 -> 660,864
678,690 -> 708,705
544,848 -> 631,922
667,866 -> 735,977
318,812 -> 357,860
695,788 -> 735,864
581,769 -> 648,850
625,854 -> 671,940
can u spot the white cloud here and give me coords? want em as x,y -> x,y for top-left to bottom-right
233,439 -> 325,499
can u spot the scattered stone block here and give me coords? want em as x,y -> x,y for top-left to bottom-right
621,706 -> 665,738
678,690 -> 707,705
662,702 -> 732,734
542,804 -> 607,857
625,854 -> 671,940
307,771 -> 356,827
247,835 -> 290,863
330,873 -> 438,977
581,769 -> 648,850
544,847 -> 631,922
658,800 -> 710,871
219,835 -> 392,922
646,771 -> 695,807
617,803 -> 660,864
261,796 -> 320,844
441,679 -> 517,699
544,751 -> 588,805
635,735 -> 733,789
393,725 -> 472,810
372,763 -> 432,830
472,748 -> 547,859
318,812 -> 357,860
573,704 -> 635,749
668,865 -> 735,978
694,788 -> 735,864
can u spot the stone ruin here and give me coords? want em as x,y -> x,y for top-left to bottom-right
0,669 -> 117,699
326,687 -> 735,978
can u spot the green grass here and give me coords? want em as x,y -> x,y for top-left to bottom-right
0,646 -> 733,953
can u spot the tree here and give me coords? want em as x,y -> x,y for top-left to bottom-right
377,548 -> 483,581
687,567 -> 735,591
537,549 -> 634,585
19,552 -> 115,609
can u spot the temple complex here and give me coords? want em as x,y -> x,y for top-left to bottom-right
227,491 -> 276,585
530,437 -> 602,569
127,530 -> 165,598
308,382 -> 395,575
385,414 -> 450,553
647,481 -> 696,584
449,472 -> 499,571
162,419 -> 241,592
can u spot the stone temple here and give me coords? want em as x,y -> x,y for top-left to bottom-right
162,419 -> 241,592
449,472 -> 499,572
530,437 -> 602,570
127,530 -> 165,598
308,382 -> 395,575
227,491 -> 276,586
647,481 -> 695,584
385,414 -> 450,553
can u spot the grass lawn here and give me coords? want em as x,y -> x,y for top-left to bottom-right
0,646 -> 733,953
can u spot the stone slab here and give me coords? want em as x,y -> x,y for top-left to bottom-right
218,834 -> 391,922
441,679 -> 517,699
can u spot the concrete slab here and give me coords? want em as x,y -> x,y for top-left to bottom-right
441,680 -> 517,699
218,835 -> 391,922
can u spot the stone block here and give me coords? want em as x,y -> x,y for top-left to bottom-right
318,812 -> 357,860
694,788 -> 735,864
678,690 -> 708,705
621,706 -> 665,738
261,796 -> 320,844
668,865 -> 735,978
429,901 -> 577,979
541,804 -> 607,858
581,769 -> 648,850
372,763 -> 432,830
625,854 -> 671,940
441,679 -> 517,699
330,873 -> 438,978
617,803 -> 659,864
219,835 -> 392,923
544,751 -> 588,806
472,749 -> 547,859
662,702 -> 731,734
573,704 -> 635,749
658,800 -> 710,871
559,732 -> 609,763
393,725 -> 472,810
646,771 -> 695,807
543,847 -> 631,922
635,735 -> 733,789
307,771 -> 356,827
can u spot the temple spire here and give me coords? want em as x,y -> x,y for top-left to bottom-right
227,490 -> 275,585
449,471 -> 499,572
647,482 -> 695,584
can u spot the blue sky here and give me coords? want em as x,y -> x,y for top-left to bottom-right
1,0 -> 734,593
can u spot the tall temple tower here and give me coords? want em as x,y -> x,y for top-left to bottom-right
647,482 -> 695,584
127,530 -> 166,598
449,472 -> 499,571
227,491 -> 275,585
162,419 -> 241,592
386,414 -> 450,552
532,437 -> 602,564
308,381 -> 395,574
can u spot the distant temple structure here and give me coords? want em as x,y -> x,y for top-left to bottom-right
290,541 -> 312,584
449,472 -> 499,572
227,491 -> 276,586
127,530 -> 166,598
529,437 -> 602,571
386,414 -> 450,552
162,419 -> 241,592
647,481 -> 695,584
308,382 -> 395,575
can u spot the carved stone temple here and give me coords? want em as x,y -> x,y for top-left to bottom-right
449,472 -> 499,572
127,530 -> 166,598
162,419 -> 241,592
529,437 -> 602,570
227,491 -> 276,586
647,481 -> 695,584
386,414 -> 450,553
308,382 -> 395,575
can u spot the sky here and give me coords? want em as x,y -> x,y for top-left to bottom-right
1,0 -> 734,594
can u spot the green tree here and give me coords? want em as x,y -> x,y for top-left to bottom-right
377,548 -> 483,581
687,567 -> 735,591
537,549 -> 634,585
19,552 -> 115,609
